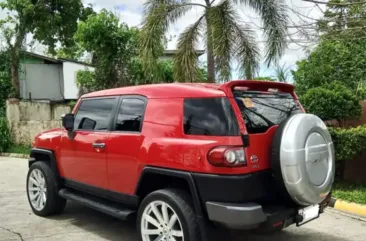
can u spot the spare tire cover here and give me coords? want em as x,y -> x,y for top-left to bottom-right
271,113 -> 335,206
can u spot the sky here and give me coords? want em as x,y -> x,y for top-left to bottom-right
1,0 -> 326,81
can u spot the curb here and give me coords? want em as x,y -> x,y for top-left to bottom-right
329,198 -> 366,217
0,153 -> 29,159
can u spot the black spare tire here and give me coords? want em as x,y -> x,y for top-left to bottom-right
271,113 -> 335,206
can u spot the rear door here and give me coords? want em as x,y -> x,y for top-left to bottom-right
106,96 -> 147,195
59,97 -> 118,189
232,90 -> 302,170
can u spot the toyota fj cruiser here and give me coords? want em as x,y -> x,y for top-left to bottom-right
27,80 -> 335,241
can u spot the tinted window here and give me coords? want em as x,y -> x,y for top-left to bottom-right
115,98 -> 145,132
183,98 -> 239,136
233,90 -> 301,134
74,98 -> 115,130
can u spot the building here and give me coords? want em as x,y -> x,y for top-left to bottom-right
19,51 -> 95,101
160,50 -> 205,61
19,49 -> 205,101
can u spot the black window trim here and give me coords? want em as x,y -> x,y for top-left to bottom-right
73,96 -> 119,133
111,94 -> 148,134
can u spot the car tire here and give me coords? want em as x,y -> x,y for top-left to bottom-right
26,161 -> 66,216
137,188 -> 200,241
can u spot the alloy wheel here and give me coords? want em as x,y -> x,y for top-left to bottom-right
141,200 -> 184,241
28,169 -> 47,211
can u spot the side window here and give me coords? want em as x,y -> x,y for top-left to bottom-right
74,98 -> 115,130
115,98 -> 146,132
183,97 -> 240,136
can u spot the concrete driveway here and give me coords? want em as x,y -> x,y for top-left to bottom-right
1,157 -> 365,241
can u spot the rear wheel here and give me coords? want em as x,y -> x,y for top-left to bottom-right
137,189 -> 200,241
26,162 -> 66,216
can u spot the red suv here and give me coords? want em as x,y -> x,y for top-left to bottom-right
27,81 -> 335,241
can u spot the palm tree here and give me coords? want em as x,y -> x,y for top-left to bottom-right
274,62 -> 291,83
139,0 -> 288,83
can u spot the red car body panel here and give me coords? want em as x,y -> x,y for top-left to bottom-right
32,81 -> 304,196
58,131 -> 110,189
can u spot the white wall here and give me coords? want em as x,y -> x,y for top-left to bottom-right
62,62 -> 95,99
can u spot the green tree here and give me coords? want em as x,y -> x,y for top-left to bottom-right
293,38 -> 366,96
0,49 -> 12,116
274,63 -> 291,83
140,0 -> 288,83
300,82 -> 361,126
318,0 -> 366,39
76,59 -> 208,94
0,0 -> 85,95
54,4 -> 96,61
74,10 -> 140,89
252,76 -> 276,81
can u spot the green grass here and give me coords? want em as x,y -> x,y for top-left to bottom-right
5,145 -> 31,155
332,182 -> 366,205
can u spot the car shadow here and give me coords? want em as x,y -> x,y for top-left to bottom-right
47,202 -> 345,241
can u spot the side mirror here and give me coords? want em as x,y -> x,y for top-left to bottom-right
62,113 -> 74,132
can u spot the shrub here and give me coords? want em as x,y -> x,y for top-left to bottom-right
329,126 -> 366,179
300,82 -> 361,126
0,117 -> 11,152
293,39 -> 366,96
76,69 -> 96,95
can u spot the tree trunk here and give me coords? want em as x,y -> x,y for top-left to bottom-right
10,24 -> 26,98
205,4 -> 215,83
11,50 -> 20,97
206,35 -> 215,83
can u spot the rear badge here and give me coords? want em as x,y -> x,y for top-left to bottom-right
250,155 -> 258,163
250,155 -> 259,168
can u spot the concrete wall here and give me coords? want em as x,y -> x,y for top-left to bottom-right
11,120 -> 62,145
19,63 -> 64,101
63,62 -> 95,100
6,99 -> 71,145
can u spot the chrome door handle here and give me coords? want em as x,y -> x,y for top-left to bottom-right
92,143 -> 106,148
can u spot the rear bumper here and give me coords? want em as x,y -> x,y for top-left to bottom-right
192,170 -> 279,205
206,202 -> 296,230
206,202 -> 267,229
192,171 -> 332,230
205,192 -> 332,230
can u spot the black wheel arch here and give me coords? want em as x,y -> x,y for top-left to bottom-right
135,166 -> 211,241
135,167 -> 203,216
29,148 -> 61,186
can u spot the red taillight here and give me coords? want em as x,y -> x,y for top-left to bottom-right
208,147 -> 246,167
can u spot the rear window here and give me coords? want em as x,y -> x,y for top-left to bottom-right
233,90 -> 302,134
183,97 -> 240,136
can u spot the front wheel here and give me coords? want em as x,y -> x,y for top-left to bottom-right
26,162 -> 66,216
137,189 -> 200,241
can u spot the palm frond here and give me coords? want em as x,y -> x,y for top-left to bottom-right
207,0 -> 234,82
232,24 -> 259,79
140,0 -> 195,81
274,62 -> 291,83
173,15 -> 204,82
208,0 -> 259,81
237,0 -> 288,65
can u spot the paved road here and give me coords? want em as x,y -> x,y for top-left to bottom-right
1,157 -> 365,241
